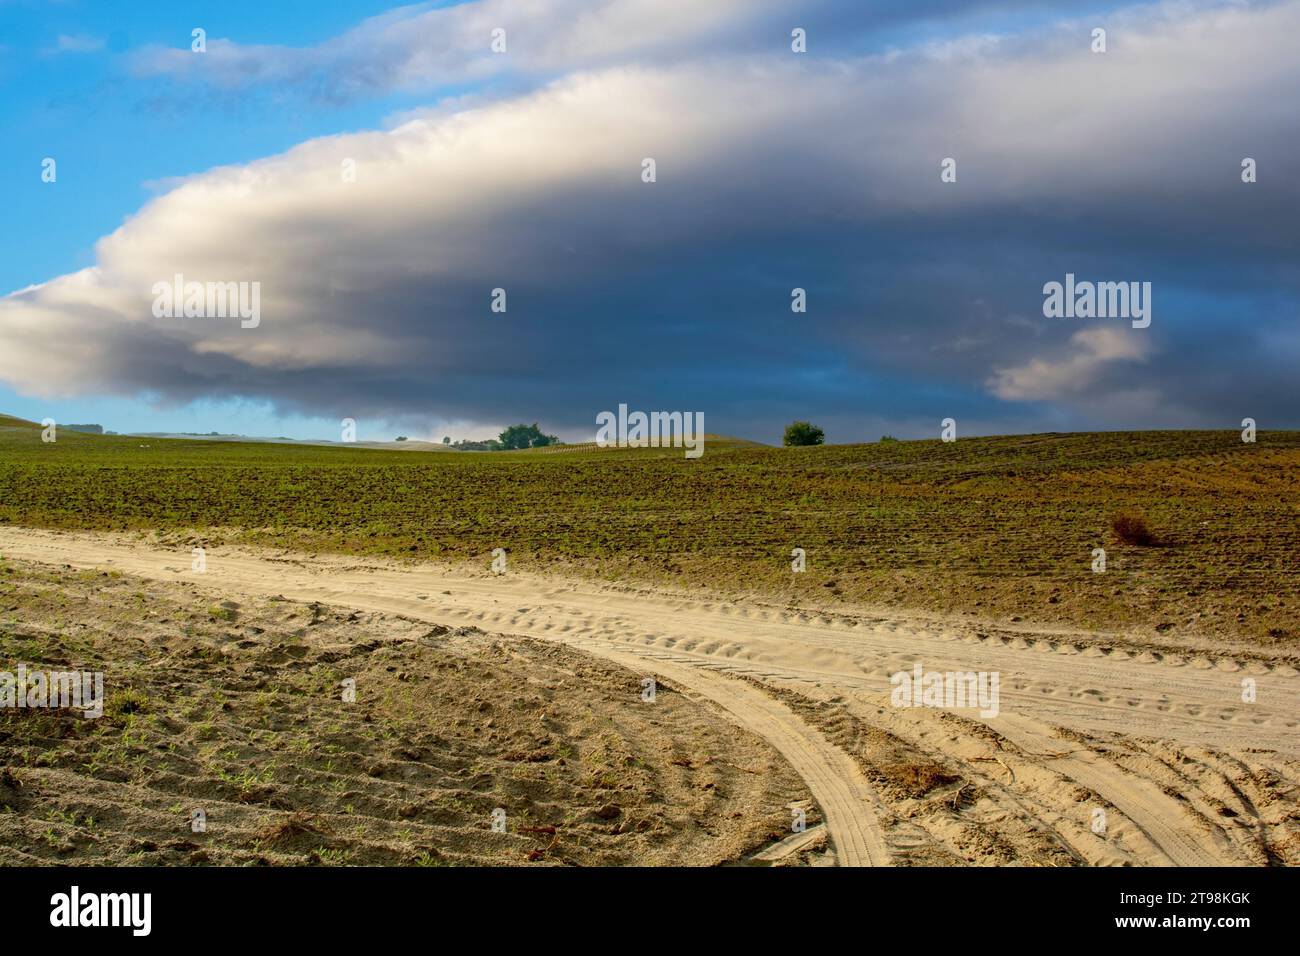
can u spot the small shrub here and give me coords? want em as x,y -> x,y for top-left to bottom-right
1111,513 -> 1157,546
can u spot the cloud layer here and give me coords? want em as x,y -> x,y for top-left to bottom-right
4,0 -> 1298,439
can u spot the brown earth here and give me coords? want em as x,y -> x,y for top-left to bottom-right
2,526 -> 1298,866
0,559 -> 817,866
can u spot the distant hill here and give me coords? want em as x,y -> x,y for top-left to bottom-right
126,431 -> 460,452
1,416 -> 769,452
526,434 -> 770,453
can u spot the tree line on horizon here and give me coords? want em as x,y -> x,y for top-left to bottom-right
439,419 -> 894,450
438,422 -> 561,451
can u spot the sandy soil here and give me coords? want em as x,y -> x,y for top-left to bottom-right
1,525 -> 1297,866
0,551 -> 815,866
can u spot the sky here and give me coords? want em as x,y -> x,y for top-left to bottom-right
1,0 -> 1296,444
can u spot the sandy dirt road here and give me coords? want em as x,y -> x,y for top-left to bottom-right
2,525 -> 1296,867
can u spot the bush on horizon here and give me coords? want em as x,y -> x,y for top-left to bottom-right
783,421 -> 825,447
498,423 -> 560,450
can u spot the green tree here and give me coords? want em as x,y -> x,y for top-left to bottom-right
783,421 -> 825,447
498,423 -> 559,449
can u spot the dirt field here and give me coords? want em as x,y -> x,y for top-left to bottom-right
2,525 -> 1296,866
4,417 -> 1297,649
0,552 -> 815,866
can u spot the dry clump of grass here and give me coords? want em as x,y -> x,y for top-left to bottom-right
256,812 -> 324,845
883,762 -> 961,798
1111,512 -> 1157,546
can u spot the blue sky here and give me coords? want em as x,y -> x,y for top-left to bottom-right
1,0 -> 1296,443
2,0 -> 459,438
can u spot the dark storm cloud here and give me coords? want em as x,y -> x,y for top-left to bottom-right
2,0 -> 1298,441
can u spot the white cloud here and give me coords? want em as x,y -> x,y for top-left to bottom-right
3,0 -> 1298,430
128,0 -> 786,97
987,326 -> 1151,400
46,34 -> 106,55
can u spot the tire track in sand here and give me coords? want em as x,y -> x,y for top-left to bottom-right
0,527 -> 891,867
988,715 -> 1234,866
